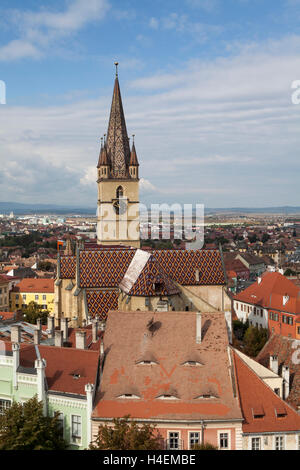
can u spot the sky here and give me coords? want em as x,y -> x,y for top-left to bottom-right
1,0 -> 300,209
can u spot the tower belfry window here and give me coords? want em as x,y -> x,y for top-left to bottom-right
117,186 -> 124,199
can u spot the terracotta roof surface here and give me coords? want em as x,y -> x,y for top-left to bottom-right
13,278 -> 54,294
256,335 -> 300,410
0,342 -> 99,396
234,272 -> 300,313
92,311 -> 242,421
233,349 -> 300,433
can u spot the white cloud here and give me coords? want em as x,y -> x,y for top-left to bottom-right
1,34 -> 300,206
147,12 -> 222,43
0,0 -> 110,61
80,166 -> 97,186
139,178 -> 157,193
0,40 -> 41,61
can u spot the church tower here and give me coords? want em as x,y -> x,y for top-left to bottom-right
97,64 -> 140,248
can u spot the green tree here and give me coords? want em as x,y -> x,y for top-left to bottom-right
244,326 -> 269,357
90,415 -> 163,450
0,396 -> 67,450
233,319 -> 249,341
22,301 -> 49,325
192,442 -> 218,450
285,268 -> 296,277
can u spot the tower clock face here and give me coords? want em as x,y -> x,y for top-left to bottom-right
113,199 -> 127,215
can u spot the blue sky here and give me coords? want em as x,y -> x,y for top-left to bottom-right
1,0 -> 300,208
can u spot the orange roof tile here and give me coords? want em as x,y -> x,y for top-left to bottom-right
234,272 -> 300,314
233,350 -> 300,433
92,311 -> 242,422
13,278 -> 54,294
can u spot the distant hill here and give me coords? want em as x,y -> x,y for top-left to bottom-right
205,206 -> 300,215
1,201 -> 300,216
0,201 -> 96,215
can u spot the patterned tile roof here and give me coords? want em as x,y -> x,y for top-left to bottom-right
86,290 -> 119,320
126,255 -> 180,297
60,255 -> 76,279
80,250 -> 135,288
152,249 -> 225,286
59,249 -> 225,288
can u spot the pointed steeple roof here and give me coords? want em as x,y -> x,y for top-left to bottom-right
129,141 -> 139,166
99,144 -> 109,166
106,73 -> 130,178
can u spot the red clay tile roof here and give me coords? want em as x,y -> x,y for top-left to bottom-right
233,349 -> 300,433
0,312 -> 15,321
1,342 -> 99,396
256,335 -> 300,410
13,278 -> 54,294
234,272 -> 300,314
92,311 -> 242,421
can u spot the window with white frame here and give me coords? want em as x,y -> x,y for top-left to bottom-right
251,437 -> 261,450
35,295 -> 39,301
219,432 -> 230,450
168,432 -> 180,450
0,399 -> 11,415
42,295 -> 46,301
71,415 -> 82,444
189,432 -> 200,449
275,436 -> 284,450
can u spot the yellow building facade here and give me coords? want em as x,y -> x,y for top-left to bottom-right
10,278 -> 54,313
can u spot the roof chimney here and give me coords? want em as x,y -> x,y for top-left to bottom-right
92,319 -> 98,343
11,325 -> 21,344
55,330 -> 64,347
269,355 -> 279,375
76,330 -> 87,350
61,318 -> 69,341
196,313 -> 202,344
282,365 -> 290,399
47,316 -> 55,339
34,328 -> 41,345
36,318 -> 42,331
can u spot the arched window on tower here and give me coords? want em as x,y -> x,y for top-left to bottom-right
116,186 -> 124,199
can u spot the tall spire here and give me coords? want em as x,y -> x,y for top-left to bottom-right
106,65 -> 130,178
130,136 -> 139,166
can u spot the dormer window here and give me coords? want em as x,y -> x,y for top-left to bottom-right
182,360 -> 203,367
252,405 -> 265,419
195,394 -> 218,400
283,295 -> 290,306
136,360 -> 157,366
117,394 -> 140,400
157,394 -> 179,400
